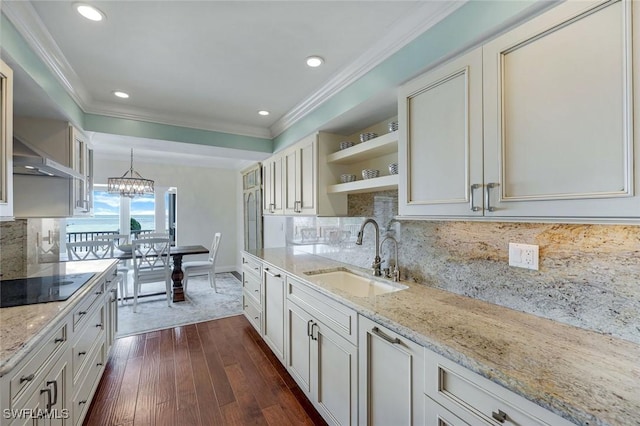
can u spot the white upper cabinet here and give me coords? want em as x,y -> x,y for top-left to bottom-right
399,48 -> 483,217
400,0 -> 640,221
264,132 -> 347,217
263,154 -> 284,215
483,0 -> 638,219
0,59 -> 13,219
284,135 -> 317,215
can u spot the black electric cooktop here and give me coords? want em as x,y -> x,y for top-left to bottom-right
0,273 -> 95,308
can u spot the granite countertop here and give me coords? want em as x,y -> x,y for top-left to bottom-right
0,259 -> 117,377
248,247 -> 640,426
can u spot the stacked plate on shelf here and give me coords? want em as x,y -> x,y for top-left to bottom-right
339,141 -> 355,150
359,132 -> 378,142
340,174 -> 357,183
388,121 -> 399,132
362,169 -> 380,179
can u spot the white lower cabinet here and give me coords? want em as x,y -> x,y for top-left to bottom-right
358,315 -> 424,426
262,265 -> 285,362
423,349 -> 575,426
286,299 -> 358,426
0,263 -> 118,426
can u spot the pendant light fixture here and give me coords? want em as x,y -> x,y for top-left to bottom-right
107,149 -> 154,198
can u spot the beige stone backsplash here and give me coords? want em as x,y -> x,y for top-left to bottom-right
288,191 -> 640,344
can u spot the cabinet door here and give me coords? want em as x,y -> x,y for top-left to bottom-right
285,300 -> 313,396
284,148 -> 299,214
262,159 -> 273,213
313,320 -> 357,426
298,139 -> 317,215
423,395 -> 469,426
483,0 -> 640,218
0,59 -> 13,219
71,130 -> 91,216
263,266 -> 285,362
398,47 -> 484,217
358,315 -> 424,426
41,355 -> 70,426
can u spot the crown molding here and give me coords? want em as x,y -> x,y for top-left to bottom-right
85,102 -> 273,139
2,1 -> 91,109
4,0 -> 465,141
268,0 -> 467,138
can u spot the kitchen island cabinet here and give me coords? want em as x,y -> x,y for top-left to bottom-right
244,247 -> 640,426
0,259 -> 118,426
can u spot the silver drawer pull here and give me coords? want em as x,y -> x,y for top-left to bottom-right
96,363 -> 104,367
54,337 -> 65,343
78,311 -> 87,316
492,409 -> 507,423
371,327 -> 401,345
79,400 -> 87,405
20,374 -> 35,383
78,351 -> 87,356
264,268 -> 281,278
95,290 -> 103,295
96,323 -> 103,329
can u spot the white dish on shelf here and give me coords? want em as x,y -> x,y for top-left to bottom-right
339,141 -> 355,150
340,174 -> 357,183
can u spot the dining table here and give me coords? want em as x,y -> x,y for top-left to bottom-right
115,244 -> 209,302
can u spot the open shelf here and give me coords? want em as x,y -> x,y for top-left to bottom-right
326,131 -> 398,164
327,174 -> 398,194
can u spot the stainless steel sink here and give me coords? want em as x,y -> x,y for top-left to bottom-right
304,268 -> 407,298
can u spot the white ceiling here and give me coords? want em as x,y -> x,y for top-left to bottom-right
4,1 -> 461,167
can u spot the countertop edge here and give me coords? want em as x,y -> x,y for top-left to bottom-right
0,260 -> 117,377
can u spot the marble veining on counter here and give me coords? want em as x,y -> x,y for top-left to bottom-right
0,259 -> 117,376
249,247 -> 640,426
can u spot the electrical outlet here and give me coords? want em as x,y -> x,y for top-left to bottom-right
508,243 -> 539,270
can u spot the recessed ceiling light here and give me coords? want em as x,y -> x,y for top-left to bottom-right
74,3 -> 106,21
113,91 -> 129,99
258,110 -> 270,116
306,56 -> 324,68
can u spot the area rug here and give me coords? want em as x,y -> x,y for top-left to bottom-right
116,272 -> 243,337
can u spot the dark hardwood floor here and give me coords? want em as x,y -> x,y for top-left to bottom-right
84,314 -> 327,425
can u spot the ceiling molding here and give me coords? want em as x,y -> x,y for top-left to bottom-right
268,0 -> 467,138
1,1 -> 91,110
85,102 -> 273,139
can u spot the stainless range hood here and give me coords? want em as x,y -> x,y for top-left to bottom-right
13,137 -> 83,179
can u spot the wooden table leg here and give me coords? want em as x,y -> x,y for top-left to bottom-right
171,254 -> 186,302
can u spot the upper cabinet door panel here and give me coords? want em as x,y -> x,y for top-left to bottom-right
484,0 -> 639,217
399,47 -> 484,216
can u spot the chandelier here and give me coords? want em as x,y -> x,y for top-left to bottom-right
107,149 -> 154,198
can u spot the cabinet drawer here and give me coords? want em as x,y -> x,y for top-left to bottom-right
73,342 -> 105,426
73,279 -> 104,331
242,253 -> 262,278
243,293 -> 261,334
424,349 -> 574,426
424,394 -> 469,426
72,306 -> 104,381
287,276 -> 357,345
9,322 -> 67,405
242,269 -> 261,305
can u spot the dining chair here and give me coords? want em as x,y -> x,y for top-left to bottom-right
182,232 -> 222,293
66,240 -> 114,260
131,237 -> 172,312
93,234 -> 131,305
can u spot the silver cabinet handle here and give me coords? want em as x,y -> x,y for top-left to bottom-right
311,322 -> 319,341
307,319 -> 313,338
40,388 -> 52,411
294,200 -> 302,213
46,380 -> 58,407
264,268 -> 281,278
470,184 -> 481,212
485,182 -> 497,212
371,327 -> 401,344
492,409 -> 507,423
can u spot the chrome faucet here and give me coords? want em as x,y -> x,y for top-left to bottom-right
356,218 -> 382,276
380,236 -> 400,282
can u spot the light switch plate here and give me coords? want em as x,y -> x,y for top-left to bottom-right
508,243 -> 539,270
